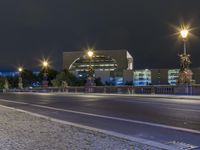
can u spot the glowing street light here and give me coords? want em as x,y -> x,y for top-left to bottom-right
41,60 -> 49,88
87,50 -> 94,58
180,29 -> 189,39
18,67 -> 23,73
180,28 -> 189,54
18,67 -> 23,89
87,49 -> 94,77
85,49 -> 95,89
42,61 -> 48,68
177,26 -> 193,85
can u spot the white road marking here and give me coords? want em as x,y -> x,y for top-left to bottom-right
0,98 -> 200,135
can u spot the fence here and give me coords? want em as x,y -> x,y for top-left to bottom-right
5,84 -> 200,95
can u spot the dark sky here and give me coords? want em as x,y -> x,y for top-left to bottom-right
0,0 -> 200,70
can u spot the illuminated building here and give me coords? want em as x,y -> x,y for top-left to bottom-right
63,50 -> 134,85
168,69 -> 179,85
133,69 -> 151,86
63,50 -> 200,86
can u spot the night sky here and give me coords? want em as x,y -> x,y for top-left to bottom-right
0,0 -> 200,70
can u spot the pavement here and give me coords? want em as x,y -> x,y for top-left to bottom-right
0,105 -> 163,150
0,92 -> 199,150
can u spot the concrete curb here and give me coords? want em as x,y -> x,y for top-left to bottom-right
0,104 -> 179,150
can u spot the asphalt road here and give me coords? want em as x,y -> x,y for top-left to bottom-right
0,92 -> 200,149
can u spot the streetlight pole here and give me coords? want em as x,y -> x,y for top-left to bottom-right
177,28 -> 193,85
86,49 -> 95,91
180,29 -> 188,55
87,50 -> 94,78
18,67 -> 23,89
42,60 -> 49,88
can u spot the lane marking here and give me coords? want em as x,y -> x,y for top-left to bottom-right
0,104 -> 179,150
0,98 -> 200,135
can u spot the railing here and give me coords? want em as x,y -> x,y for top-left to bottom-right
4,84 -> 200,95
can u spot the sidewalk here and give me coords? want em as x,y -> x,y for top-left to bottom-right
0,105 -> 168,150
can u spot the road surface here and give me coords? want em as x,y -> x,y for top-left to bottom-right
0,93 -> 199,149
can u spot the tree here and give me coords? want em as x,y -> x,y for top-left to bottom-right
21,69 -> 38,87
7,76 -> 18,88
0,77 -> 6,89
38,68 -> 58,86
52,69 -> 86,86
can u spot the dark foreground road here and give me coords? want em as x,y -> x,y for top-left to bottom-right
0,93 -> 199,149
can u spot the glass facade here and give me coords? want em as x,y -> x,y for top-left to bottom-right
168,69 -> 179,85
69,55 -> 118,72
134,69 -> 151,86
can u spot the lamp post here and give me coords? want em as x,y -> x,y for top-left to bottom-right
18,67 -> 23,89
177,28 -> 193,85
86,49 -> 95,89
180,29 -> 188,54
87,50 -> 94,77
42,60 -> 49,88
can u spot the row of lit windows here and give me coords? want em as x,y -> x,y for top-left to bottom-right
75,68 -> 115,72
76,59 -> 116,63
72,66 -> 117,70
75,64 -> 117,67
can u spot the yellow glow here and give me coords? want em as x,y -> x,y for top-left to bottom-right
180,29 -> 189,39
43,61 -> 48,67
39,57 -> 51,69
87,50 -> 94,58
18,67 -> 23,72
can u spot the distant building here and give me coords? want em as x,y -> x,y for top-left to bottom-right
151,69 -> 168,85
192,68 -> 200,84
134,69 -> 179,86
168,69 -> 179,85
63,50 -> 134,85
0,71 -> 18,77
133,68 -> 200,86
133,69 -> 151,86
0,70 -> 40,77
63,50 -> 200,86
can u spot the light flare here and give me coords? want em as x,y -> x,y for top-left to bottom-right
18,67 -> 23,72
180,29 -> 189,39
87,49 -> 94,58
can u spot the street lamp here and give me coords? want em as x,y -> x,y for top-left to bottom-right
180,29 -> 188,39
177,27 -> 193,85
180,29 -> 189,54
86,49 -> 95,89
42,60 -> 49,88
43,61 -> 48,68
87,50 -> 94,58
18,67 -> 23,73
87,49 -> 94,77
18,67 -> 23,89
